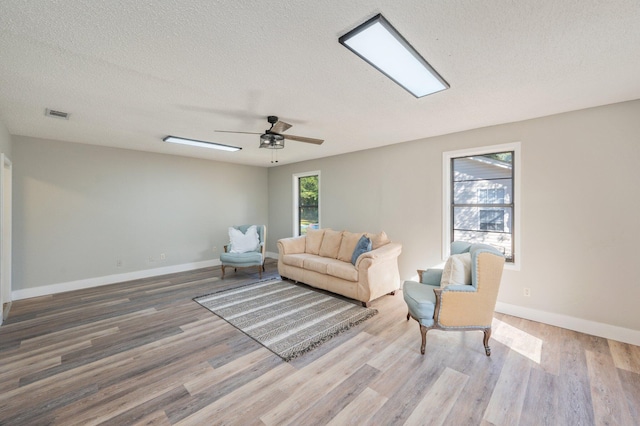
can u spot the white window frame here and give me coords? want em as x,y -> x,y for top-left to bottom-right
293,170 -> 321,237
442,142 -> 521,270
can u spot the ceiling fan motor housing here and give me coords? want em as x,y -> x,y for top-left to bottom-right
260,132 -> 285,149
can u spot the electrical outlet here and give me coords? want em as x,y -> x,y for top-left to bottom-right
116,259 -> 123,268
523,287 -> 531,297
148,256 -> 155,263
213,246 -> 217,252
160,253 -> 166,260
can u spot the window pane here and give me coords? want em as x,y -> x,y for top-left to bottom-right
298,175 -> 319,235
299,207 -> 318,235
453,155 -> 512,203
453,206 -> 513,260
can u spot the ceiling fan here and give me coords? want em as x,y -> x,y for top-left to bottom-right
215,116 -> 324,150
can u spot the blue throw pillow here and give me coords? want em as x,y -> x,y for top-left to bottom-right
351,235 -> 372,265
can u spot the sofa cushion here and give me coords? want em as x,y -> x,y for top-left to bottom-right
304,256 -> 336,274
319,230 -> 343,258
327,262 -> 358,282
440,252 -> 472,287
366,231 -> 390,250
281,253 -> 316,268
337,231 -> 364,263
220,250 -> 263,266
351,235 -> 372,265
305,228 -> 326,255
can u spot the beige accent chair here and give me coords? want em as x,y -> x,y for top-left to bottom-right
403,242 -> 505,356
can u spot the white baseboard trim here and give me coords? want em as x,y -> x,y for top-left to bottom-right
495,302 -> 640,346
266,251 -> 278,259
12,259 -> 222,301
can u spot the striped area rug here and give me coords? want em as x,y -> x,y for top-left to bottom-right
194,278 -> 377,361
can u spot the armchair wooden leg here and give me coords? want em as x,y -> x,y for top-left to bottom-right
221,265 -> 226,279
483,328 -> 492,356
258,265 -> 262,279
419,324 -> 427,355
406,312 -> 410,321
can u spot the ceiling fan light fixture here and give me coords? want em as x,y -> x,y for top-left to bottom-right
163,135 -> 241,152
339,14 -> 449,98
260,133 -> 285,149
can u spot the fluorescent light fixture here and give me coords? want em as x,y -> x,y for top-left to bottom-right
163,135 -> 241,152
339,14 -> 449,98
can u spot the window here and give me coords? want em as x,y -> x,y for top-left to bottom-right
293,171 -> 320,236
479,209 -> 505,231
443,143 -> 520,267
477,187 -> 505,204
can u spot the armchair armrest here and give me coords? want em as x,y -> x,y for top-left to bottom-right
441,284 -> 476,292
418,268 -> 443,286
434,285 -> 491,327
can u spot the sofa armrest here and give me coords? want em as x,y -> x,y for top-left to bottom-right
355,242 -> 402,302
355,242 -> 402,268
277,236 -> 306,255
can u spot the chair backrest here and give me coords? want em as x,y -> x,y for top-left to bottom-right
232,225 -> 266,250
451,241 -> 472,255
449,241 -> 504,290
469,243 -> 503,288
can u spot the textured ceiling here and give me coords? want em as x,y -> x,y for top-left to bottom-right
1,1 -> 639,166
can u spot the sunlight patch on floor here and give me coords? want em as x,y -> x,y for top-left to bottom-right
492,317 -> 542,364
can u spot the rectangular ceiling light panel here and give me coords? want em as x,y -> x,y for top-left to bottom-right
163,136 -> 241,152
339,14 -> 449,98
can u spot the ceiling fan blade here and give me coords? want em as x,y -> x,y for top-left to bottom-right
282,134 -> 324,145
271,120 -> 292,134
214,130 -> 262,135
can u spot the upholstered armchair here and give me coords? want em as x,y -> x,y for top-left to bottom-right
403,241 -> 505,356
220,225 -> 266,279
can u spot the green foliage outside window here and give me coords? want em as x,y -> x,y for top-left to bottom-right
299,176 -> 318,206
299,175 -> 319,234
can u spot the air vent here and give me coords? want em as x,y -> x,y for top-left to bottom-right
45,108 -> 70,120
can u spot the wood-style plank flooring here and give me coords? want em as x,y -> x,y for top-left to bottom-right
1,259 -> 639,425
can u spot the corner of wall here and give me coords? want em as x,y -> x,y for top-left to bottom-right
0,117 -> 12,157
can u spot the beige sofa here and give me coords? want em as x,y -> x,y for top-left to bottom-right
277,229 -> 402,307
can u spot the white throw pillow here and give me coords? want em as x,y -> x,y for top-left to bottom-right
229,226 -> 260,253
440,252 -> 472,287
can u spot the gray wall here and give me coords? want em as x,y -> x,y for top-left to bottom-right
13,136 -> 268,291
268,100 -> 640,332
